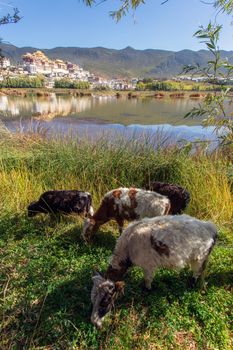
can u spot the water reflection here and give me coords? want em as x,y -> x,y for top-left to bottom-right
0,94 -> 113,120
0,94 -> 201,124
0,94 -> 221,142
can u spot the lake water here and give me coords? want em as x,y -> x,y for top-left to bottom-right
0,94 -> 220,143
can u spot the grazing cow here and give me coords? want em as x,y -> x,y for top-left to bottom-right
28,190 -> 93,217
91,214 -> 217,328
82,187 -> 170,241
146,181 -> 190,214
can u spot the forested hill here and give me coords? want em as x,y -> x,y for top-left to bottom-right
1,43 -> 233,78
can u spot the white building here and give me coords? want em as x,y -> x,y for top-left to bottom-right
0,57 -> 11,68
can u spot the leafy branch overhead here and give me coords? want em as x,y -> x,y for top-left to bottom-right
82,0 -> 233,20
183,22 -> 233,145
183,23 -> 233,81
0,8 -> 21,26
83,0 -> 146,21
0,7 -> 21,59
214,0 -> 233,14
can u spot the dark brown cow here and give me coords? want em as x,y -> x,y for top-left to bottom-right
146,181 -> 190,214
28,190 -> 93,217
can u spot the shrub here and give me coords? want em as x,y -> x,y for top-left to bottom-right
54,78 -> 90,89
0,76 -> 45,88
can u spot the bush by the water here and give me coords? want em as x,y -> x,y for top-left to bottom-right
0,76 -> 45,88
0,130 -> 232,349
136,80 -> 222,92
54,78 -> 90,89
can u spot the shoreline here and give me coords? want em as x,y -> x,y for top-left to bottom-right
0,87 -> 220,99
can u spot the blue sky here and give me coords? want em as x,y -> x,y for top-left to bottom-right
0,0 -> 232,51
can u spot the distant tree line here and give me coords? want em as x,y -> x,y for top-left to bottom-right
54,79 -> 90,89
0,76 -> 45,88
136,80 -> 191,91
135,80 -> 223,91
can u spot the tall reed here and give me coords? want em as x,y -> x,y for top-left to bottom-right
0,130 -> 232,226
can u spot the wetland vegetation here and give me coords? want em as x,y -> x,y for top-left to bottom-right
0,129 -> 232,349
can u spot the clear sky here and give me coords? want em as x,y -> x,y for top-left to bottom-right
0,0 -> 232,51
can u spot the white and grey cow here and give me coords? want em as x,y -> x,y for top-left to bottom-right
91,214 -> 217,328
82,187 -> 170,241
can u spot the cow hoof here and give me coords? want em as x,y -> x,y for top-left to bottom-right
141,283 -> 152,292
188,277 -> 197,289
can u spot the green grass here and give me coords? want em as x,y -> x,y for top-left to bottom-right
0,131 -> 232,349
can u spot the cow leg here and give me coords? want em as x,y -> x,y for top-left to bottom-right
143,268 -> 154,290
116,218 -> 124,234
49,212 -> 59,222
190,259 -> 208,287
89,206 -> 94,216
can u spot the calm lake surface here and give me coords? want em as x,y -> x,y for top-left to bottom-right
0,94 -> 221,142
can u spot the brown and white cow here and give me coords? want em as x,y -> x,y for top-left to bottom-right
82,187 -> 170,241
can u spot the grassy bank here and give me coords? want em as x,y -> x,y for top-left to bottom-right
0,130 -> 232,349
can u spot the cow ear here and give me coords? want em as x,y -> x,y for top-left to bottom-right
115,281 -> 125,294
93,269 -> 103,277
90,218 -> 96,225
92,269 -> 104,282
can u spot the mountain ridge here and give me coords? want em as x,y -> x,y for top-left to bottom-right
1,43 -> 233,78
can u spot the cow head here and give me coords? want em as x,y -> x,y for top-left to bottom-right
91,272 -> 125,328
27,201 -> 39,217
82,217 -> 98,241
